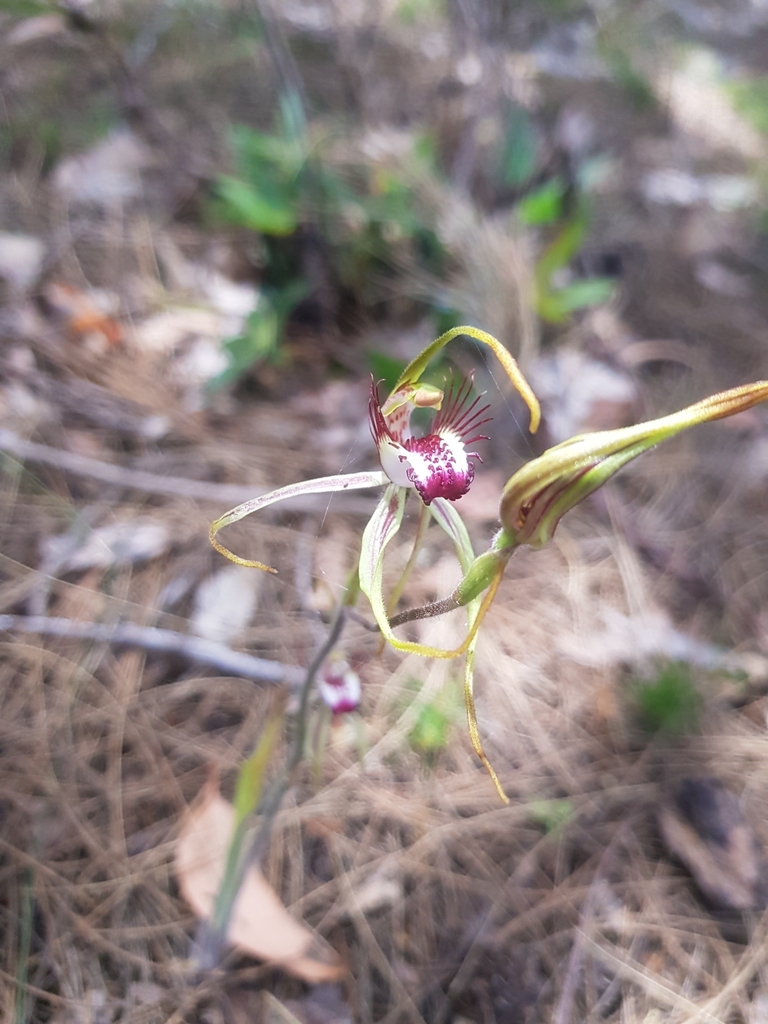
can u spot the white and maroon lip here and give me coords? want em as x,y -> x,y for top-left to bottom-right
318,659 -> 361,715
369,375 -> 491,505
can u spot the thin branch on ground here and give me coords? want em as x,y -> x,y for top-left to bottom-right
0,430 -> 375,513
0,614 -> 304,686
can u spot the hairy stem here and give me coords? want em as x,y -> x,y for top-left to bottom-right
389,595 -> 461,628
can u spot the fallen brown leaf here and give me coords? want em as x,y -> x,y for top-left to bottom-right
176,781 -> 344,982
45,281 -> 123,347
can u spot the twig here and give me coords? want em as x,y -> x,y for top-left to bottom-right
0,429 -> 375,513
0,429 -> 271,504
0,614 -> 304,686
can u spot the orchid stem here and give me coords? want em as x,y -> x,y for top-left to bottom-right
389,595 -> 461,627
193,601 -> 350,971
386,499 -> 430,618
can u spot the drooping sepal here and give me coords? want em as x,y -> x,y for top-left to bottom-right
210,470 -> 388,572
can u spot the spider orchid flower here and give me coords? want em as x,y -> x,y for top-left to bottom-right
210,328 -> 539,806
209,325 -> 540,654
369,374 -> 492,505
211,317 -> 768,803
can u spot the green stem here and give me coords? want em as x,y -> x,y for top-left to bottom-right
386,500 -> 430,617
194,601 -> 350,971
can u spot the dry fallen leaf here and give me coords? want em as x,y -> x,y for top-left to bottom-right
176,782 -> 343,982
191,565 -> 261,644
45,281 -> 123,348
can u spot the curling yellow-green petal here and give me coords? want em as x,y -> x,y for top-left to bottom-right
394,326 -> 540,435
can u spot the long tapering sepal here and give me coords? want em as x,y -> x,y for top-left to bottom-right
210,470 -> 388,571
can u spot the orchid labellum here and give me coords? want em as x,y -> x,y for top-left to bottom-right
211,326 -> 768,802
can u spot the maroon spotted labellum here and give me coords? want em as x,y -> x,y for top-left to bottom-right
369,374 -> 491,505
318,657 -> 361,715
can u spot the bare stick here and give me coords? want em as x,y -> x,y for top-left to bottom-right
0,614 -> 304,686
0,430 -> 374,513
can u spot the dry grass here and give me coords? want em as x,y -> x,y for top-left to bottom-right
3,441 -> 768,1023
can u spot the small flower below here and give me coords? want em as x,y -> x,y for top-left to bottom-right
369,374 -> 491,505
318,656 -> 361,715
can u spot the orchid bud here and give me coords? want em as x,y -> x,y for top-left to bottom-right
318,656 -> 361,715
500,381 -> 768,548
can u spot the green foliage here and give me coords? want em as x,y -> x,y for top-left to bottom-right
499,105 -> 538,188
233,714 -> 281,824
212,101 -> 306,238
212,282 -> 308,389
394,678 -> 461,758
635,662 -> 701,734
410,702 -> 452,754
537,276 -> 615,323
729,78 -> 768,135
211,92 -> 449,384
212,74 -> 612,380
517,178 -> 567,226
600,46 -> 656,110
395,0 -> 447,23
527,200 -> 615,324
214,175 -> 298,236
3,0 -> 52,13
530,798 -> 574,834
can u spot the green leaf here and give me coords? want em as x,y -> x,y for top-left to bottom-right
535,212 -> 588,279
636,663 -> 701,734
517,178 -> 567,226
270,278 -> 311,319
601,47 -> 656,110
499,106 -> 538,188
409,700 -> 454,754
230,121 -> 305,178
211,281 -> 309,389
728,78 -> 768,135
233,715 -> 282,823
531,798 -> 574,834
217,304 -> 280,383
555,277 -> 615,311
215,176 -> 298,236
538,277 -> 615,323
277,89 -> 307,145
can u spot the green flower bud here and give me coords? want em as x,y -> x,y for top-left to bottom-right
501,381 -> 768,548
